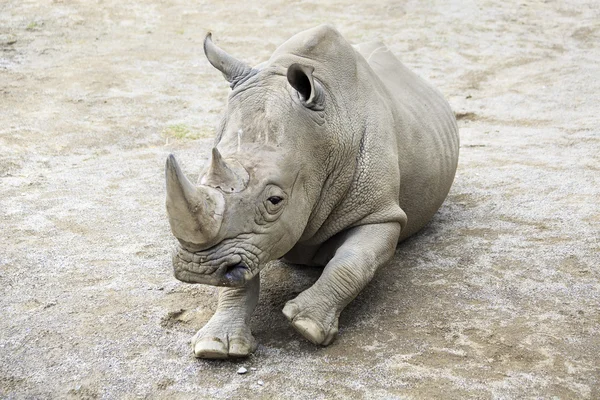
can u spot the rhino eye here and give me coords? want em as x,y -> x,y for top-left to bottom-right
267,196 -> 283,205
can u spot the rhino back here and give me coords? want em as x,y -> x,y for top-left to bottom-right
356,41 -> 460,240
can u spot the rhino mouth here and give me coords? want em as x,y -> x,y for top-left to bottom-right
172,245 -> 253,287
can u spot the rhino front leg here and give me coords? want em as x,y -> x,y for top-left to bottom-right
192,274 -> 259,358
283,222 -> 401,345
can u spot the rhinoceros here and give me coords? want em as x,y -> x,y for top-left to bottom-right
165,25 -> 459,358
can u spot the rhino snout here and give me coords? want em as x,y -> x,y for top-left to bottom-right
172,245 -> 254,287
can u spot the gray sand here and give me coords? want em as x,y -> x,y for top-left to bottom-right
1,0 -> 598,398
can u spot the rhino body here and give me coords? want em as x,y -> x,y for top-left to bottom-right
165,25 -> 459,358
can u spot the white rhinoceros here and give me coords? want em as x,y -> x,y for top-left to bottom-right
165,25 -> 459,358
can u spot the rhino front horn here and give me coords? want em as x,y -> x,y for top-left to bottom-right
165,154 -> 225,248
204,32 -> 255,89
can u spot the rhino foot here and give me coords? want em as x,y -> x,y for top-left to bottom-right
191,314 -> 256,359
282,297 -> 339,346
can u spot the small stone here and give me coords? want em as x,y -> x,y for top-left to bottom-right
43,301 -> 57,309
237,367 -> 247,375
257,380 -> 264,386
250,367 -> 257,371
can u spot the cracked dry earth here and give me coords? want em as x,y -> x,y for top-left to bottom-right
1,0 -> 599,399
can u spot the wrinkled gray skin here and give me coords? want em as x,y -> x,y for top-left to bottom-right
165,25 -> 459,358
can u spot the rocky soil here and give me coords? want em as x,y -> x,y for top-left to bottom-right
1,0 -> 598,398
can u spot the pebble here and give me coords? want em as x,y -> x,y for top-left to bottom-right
257,380 -> 264,386
237,367 -> 247,375
250,367 -> 257,371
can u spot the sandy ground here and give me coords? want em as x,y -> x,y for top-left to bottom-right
1,0 -> 599,398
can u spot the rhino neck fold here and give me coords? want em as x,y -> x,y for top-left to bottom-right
299,145 -> 362,244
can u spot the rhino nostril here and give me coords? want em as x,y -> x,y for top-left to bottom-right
224,263 -> 248,281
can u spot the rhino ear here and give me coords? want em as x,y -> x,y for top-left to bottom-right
204,32 -> 254,89
287,63 -> 324,110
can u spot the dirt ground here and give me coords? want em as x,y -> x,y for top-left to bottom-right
1,0 -> 599,398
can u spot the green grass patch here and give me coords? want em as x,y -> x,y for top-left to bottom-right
162,124 -> 212,141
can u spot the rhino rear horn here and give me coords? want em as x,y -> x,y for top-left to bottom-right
200,148 -> 249,193
287,63 -> 325,110
204,32 -> 254,89
165,154 -> 225,248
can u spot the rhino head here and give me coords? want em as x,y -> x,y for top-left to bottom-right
166,32 -> 336,287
